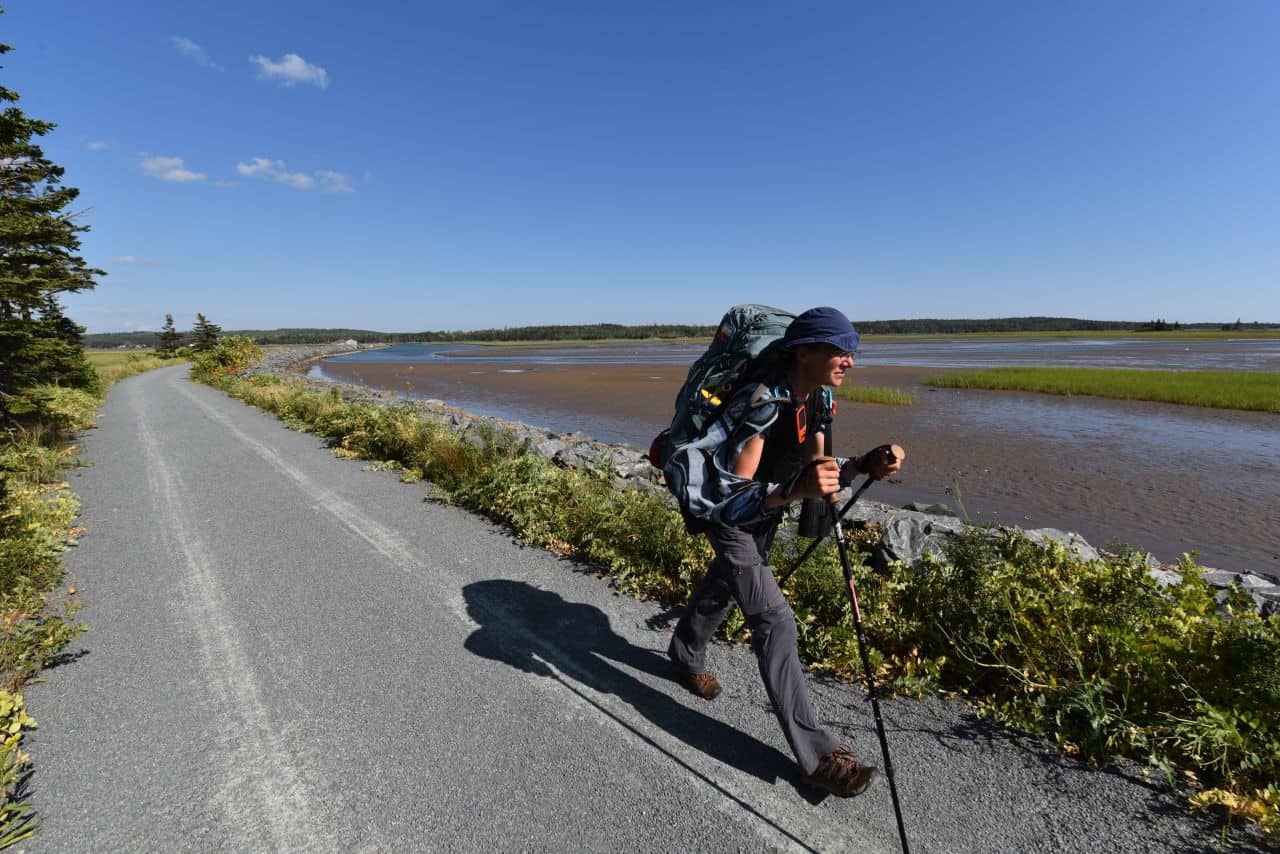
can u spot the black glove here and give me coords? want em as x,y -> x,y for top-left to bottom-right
854,444 -> 898,476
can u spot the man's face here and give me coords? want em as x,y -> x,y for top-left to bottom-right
796,344 -> 856,387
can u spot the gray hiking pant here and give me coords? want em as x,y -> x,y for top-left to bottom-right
668,523 -> 840,775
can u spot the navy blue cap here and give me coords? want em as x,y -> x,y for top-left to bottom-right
782,306 -> 860,353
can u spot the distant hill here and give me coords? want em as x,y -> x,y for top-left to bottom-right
84,318 -> 1278,348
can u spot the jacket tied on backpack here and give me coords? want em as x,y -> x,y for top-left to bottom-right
663,380 -> 794,532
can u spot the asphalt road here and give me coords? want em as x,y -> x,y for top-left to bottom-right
20,366 -> 1265,853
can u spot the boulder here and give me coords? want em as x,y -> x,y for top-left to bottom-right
1024,528 -> 1101,563
551,446 -> 599,471
903,501 -> 958,518
867,510 -> 966,573
1147,568 -> 1184,588
534,439 -> 568,460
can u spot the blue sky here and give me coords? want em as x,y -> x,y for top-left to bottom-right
7,2 -> 1279,333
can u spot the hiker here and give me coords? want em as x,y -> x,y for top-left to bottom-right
665,306 -> 902,797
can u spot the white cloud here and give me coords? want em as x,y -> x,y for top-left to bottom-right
171,36 -> 222,71
236,157 -> 314,189
316,170 -> 355,194
112,255 -> 165,267
139,154 -> 206,183
236,158 -> 354,194
250,53 -> 328,89
87,141 -> 109,151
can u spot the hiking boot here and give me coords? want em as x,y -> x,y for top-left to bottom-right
803,745 -> 877,797
669,663 -> 722,700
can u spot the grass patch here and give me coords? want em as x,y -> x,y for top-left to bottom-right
926,366 -> 1280,412
196,338 -> 1278,839
835,384 -> 917,406
864,329 -> 1280,342
87,350 -> 186,389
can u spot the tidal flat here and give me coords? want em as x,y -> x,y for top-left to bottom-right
316,339 -> 1279,580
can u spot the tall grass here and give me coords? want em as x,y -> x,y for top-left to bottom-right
835,384 -> 917,406
196,339 -> 1278,838
866,329 -> 1280,342
927,367 -> 1280,412
87,350 -> 186,388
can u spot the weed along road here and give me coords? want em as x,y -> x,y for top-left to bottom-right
22,365 -> 1264,853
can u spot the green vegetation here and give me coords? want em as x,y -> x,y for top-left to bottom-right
87,350 -> 186,387
780,531 -> 1278,837
927,367 -> 1280,412
197,337 -> 1278,838
154,313 -> 183,358
189,336 -> 261,384
189,313 -> 222,354
835,385 -> 917,406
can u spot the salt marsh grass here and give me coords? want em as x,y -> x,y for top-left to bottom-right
927,367 -> 1280,412
835,385 -> 917,406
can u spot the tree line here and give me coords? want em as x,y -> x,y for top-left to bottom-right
83,316 -> 1279,348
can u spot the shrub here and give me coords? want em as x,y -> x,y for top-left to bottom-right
4,386 -> 99,432
189,336 -> 263,384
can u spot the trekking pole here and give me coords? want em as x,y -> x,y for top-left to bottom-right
829,498 -> 912,854
775,444 -> 903,589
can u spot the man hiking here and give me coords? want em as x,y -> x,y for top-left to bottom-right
664,306 -> 902,797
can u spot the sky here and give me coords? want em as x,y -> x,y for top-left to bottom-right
6,1 -> 1280,333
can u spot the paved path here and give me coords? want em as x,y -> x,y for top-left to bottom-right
21,366 -> 1262,852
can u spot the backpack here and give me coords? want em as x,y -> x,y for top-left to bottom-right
648,304 -> 795,469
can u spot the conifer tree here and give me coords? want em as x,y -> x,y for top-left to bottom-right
0,30 -> 102,409
190,313 -> 221,353
156,314 -> 182,357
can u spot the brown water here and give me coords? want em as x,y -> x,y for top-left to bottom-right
317,349 -> 1280,580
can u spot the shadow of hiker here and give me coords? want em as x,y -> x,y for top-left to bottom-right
462,579 -> 796,788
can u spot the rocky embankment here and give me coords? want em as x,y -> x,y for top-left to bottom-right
255,344 -> 1280,617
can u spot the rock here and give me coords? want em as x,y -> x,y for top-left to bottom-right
1236,573 -> 1276,591
551,447 -> 597,471
1201,569 -> 1241,588
869,510 -> 964,572
1147,568 -> 1183,588
903,501 -> 958,517
1025,528 -> 1101,563
459,424 -> 488,449
534,439 -> 568,459
614,460 -> 658,482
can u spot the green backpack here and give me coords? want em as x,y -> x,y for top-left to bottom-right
649,304 -> 795,468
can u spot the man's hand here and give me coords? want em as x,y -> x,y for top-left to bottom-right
844,444 -> 905,482
795,457 -> 844,501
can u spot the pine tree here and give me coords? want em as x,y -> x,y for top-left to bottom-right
190,313 -> 221,353
156,313 -> 183,357
0,31 -> 102,410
